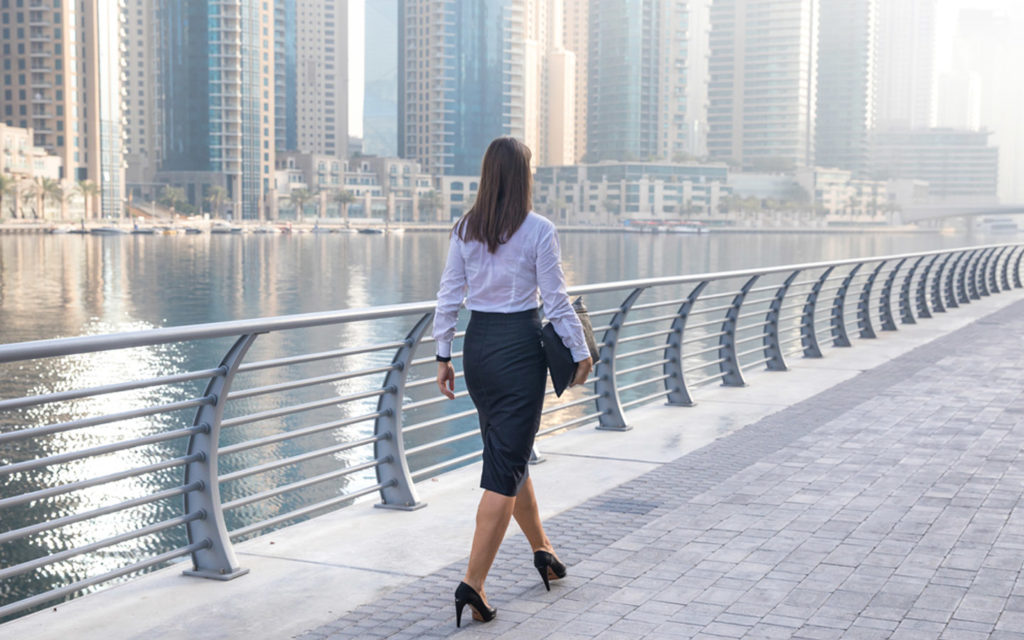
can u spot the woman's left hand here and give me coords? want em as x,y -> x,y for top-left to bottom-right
437,361 -> 456,399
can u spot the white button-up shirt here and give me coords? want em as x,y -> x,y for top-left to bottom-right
434,212 -> 590,362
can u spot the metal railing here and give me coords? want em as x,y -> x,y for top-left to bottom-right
1,243 -> 1022,620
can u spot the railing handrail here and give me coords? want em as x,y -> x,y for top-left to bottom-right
0,243 -> 1017,363
1,241 -> 1022,622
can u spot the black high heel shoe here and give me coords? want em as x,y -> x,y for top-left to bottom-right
454,581 -> 496,627
534,550 -> 567,591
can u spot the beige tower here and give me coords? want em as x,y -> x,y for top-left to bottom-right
562,0 -> 589,163
295,0 -> 349,158
524,0 -> 576,167
0,0 -> 126,218
124,0 -> 163,197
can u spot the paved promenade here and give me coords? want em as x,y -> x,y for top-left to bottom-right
298,298 -> 1024,640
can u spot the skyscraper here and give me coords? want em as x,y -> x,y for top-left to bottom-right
0,0 -> 126,218
816,0 -> 875,175
587,0 -> 706,163
160,0 -> 274,220
363,0 -> 398,157
125,0 -> 164,196
399,0 -> 526,176
874,0 -> 935,130
562,0 -> 589,163
274,0 -> 298,152
707,0 -> 818,171
524,0 -> 576,167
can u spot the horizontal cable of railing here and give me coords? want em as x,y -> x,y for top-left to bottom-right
0,242 -> 1020,623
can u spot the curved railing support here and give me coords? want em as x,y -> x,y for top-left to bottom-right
664,281 -> 709,406
989,247 -> 1008,294
977,248 -> 994,297
945,252 -> 965,309
1013,246 -> 1024,288
183,333 -> 259,581
858,261 -> 885,339
914,255 -> 938,320
898,256 -> 925,325
879,258 -> 906,331
999,247 -> 1013,291
596,287 -> 646,431
374,313 -> 432,510
967,249 -> 983,300
831,264 -> 861,347
802,267 -> 834,358
764,270 -> 800,370
930,253 -> 952,313
718,276 -> 759,386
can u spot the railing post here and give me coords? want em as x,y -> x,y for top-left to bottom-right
719,276 -> 759,386
930,253 -> 953,313
879,258 -> 906,331
967,249 -> 982,300
976,248 -> 993,297
999,246 -> 1013,291
183,333 -> 258,581
858,261 -> 885,339
898,256 -> 925,324
596,287 -> 646,431
989,247 -> 1008,294
1013,246 -> 1024,288
764,270 -> 800,370
945,252 -> 965,309
374,313 -> 432,510
955,250 -> 972,304
914,255 -> 938,319
664,281 -> 709,406
831,264 -> 861,347
802,267 -> 834,357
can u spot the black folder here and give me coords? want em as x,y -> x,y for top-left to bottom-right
541,298 -> 600,397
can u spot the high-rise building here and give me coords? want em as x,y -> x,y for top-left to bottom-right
0,1 -> 126,218
274,0 -> 352,159
363,0 -> 398,157
816,0 -> 876,175
124,0 -> 164,197
874,0 -> 935,129
707,0 -> 818,171
562,0 -> 588,163
524,0 -> 575,167
587,0 -> 708,163
399,0 -> 526,177
159,0 -> 274,220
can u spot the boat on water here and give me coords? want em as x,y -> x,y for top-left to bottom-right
131,226 -> 158,235
91,227 -> 130,235
252,226 -> 280,234
183,227 -> 204,235
210,222 -> 243,234
668,222 -> 709,234
357,227 -> 384,235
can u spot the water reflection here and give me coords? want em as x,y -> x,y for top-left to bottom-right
0,229 -> 998,617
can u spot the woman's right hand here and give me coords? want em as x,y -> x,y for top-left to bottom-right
571,357 -> 593,388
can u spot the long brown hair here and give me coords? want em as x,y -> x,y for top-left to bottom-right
455,136 -> 532,253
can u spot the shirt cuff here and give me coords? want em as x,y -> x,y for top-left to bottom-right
570,344 -> 592,363
436,341 -> 452,359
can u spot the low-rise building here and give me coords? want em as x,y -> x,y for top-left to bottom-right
869,127 -> 998,204
534,162 -> 730,225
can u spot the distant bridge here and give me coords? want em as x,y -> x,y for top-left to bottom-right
901,203 -> 1024,223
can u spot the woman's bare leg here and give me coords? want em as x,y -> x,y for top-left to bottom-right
463,489 -> 516,599
512,477 -> 553,552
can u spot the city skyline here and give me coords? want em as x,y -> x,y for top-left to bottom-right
0,0 -> 1019,223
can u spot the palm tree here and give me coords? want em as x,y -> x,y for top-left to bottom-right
22,182 -> 39,219
159,185 -> 187,216
76,180 -> 100,220
288,188 -> 315,220
332,189 -> 356,225
0,174 -> 15,220
37,178 -> 62,220
205,185 -> 227,218
416,190 -> 443,222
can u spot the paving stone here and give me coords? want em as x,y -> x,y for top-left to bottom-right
294,298 -> 1024,639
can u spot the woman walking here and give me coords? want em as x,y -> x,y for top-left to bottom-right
434,137 -> 593,627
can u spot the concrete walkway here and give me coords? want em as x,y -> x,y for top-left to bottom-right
296,296 -> 1024,640
5,289 -> 1023,640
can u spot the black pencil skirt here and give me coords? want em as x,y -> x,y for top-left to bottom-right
463,308 -> 547,497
